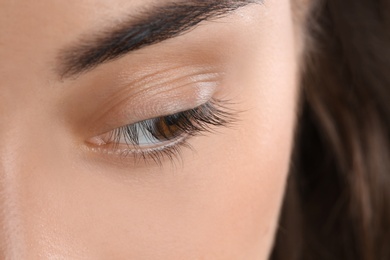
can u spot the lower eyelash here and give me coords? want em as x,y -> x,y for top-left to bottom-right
101,98 -> 238,166
128,137 -> 191,167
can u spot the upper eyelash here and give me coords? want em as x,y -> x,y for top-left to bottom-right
105,98 -> 238,166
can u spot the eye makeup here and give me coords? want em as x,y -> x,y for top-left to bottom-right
86,98 -> 237,166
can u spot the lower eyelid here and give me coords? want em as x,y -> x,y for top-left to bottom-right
88,135 -> 188,153
85,133 -> 190,166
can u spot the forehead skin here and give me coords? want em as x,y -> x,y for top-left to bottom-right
0,0 -> 299,259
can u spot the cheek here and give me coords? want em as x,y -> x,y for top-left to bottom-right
190,0 -> 300,256
185,125 -> 294,259
190,79 -> 298,259
176,13 -> 299,258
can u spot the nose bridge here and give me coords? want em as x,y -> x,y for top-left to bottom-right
0,131 -> 32,259
0,114 -> 60,259
0,150 -> 29,259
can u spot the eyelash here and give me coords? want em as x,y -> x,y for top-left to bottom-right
97,99 -> 237,166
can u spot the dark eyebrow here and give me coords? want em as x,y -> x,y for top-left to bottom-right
57,0 -> 261,79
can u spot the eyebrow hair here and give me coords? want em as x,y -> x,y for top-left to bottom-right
57,0 -> 261,79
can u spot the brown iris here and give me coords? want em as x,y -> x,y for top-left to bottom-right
150,114 -> 184,141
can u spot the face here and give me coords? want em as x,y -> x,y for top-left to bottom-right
0,0 -> 301,259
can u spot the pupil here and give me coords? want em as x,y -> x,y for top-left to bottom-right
165,114 -> 180,126
152,114 -> 182,141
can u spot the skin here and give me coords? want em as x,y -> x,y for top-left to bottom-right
0,0 -> 302,259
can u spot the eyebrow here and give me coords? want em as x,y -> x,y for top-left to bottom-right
56,0 -> 261,79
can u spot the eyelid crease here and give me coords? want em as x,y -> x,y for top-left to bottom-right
115,64 -> 223,92
90,77 -> 221,137
88,68 -> 224,134
94,64 -> 222,112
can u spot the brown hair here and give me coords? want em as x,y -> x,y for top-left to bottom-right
271,0 -> 390,259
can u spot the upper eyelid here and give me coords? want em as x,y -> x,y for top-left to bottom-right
93,67 -> 223,126
99,64 -> 222,107
101,92 -> 212,134
116,65 -> 222,92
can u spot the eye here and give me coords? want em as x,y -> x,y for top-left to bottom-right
87,99 -> 237,165
145,114 -> 187,143
109,113 -> 189,148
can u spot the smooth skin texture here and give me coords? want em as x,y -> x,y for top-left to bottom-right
0,0 -> 300,259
